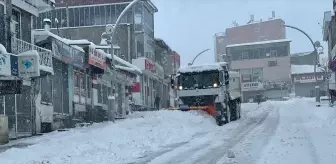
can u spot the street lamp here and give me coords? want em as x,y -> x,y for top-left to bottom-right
284,24 -> 324,106
188,48 -> 211,66
100,0 -> 144,121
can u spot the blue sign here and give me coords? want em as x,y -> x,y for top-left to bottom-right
10,55 -> 18,76
23,60 -> 32,69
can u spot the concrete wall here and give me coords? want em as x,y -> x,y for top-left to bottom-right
231,56 -> 291,82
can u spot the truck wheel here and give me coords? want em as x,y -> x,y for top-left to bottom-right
230,100 -> 237,121
236,101 -> 241,119
216,116 -> 225,126
224,105 -> 231,124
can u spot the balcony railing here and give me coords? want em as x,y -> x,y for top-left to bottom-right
11,37 -> 53,69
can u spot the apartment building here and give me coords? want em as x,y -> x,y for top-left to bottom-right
0,0 -> 55,139
227,39 -> 292,102
33,0 -> 163,111
215,13 -> 286,62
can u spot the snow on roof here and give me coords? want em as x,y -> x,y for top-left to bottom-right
226,39 -> 291,48
291,51 -> 312,57
115,65 -> 137,74
94,44 -> 121,49
291,65 -> 324,75
103,52 -> 142,74
178,63 -> 224,73
0,44 -> 7,54
43,18 -> 51,23
34,30 -> 86,52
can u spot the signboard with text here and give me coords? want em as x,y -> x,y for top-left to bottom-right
18,54 -> 40,78
294,74 -> 323,83
88,46 -> 106,70
242,82 -> 264,91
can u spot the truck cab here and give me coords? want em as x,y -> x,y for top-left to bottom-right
171,62 -> 242,126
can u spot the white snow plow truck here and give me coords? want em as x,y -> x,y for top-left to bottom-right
169,62 -> 242,126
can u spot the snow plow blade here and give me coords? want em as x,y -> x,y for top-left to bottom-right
167,105 -> 217,118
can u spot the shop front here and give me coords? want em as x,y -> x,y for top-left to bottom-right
51,38 -> 89,128
114,68 -> 136,117
132,57 -> 164,110
85,45 -> 107,122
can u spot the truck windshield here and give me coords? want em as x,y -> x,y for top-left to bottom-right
178,71 -> 219,90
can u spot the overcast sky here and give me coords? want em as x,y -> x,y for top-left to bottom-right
152,0 -> 332,66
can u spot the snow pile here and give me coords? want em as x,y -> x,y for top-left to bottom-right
226,39 -> 291,48
0,110 -> 217,164
178,63 -> 224,73
291,64 -> 324,74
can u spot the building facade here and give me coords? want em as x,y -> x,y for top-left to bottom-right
291,65 -> 327,97
227,39 -> 292,102
215,16 -> 286,62
290,51 -> 315,65
0,0 -> 54,139
33,0 -> 161,110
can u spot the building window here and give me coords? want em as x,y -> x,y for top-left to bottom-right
106,5 -> 112,24
11,9 -> 21,39
268,60 -> 277,67
80,7 -> 85,26
60,8 -> 67,27
97,83 -> 102,104
94,6 -> 101,25
74,8 -> 80,27
84,7 -> 90,26
252,68 -> 263,82
40,75 -> 53,105
100,5 -> 106,25
242,51 -> 248,60
69,8 -> 74,27
270,50 -> 277,57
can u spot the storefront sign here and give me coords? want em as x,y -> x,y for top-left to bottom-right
145,59 -> 155,73
0,80 -> 22,95
88,46 -> 106,70
294,74 -> 323,83
242,82 -> 263,91
0,53 -> 11,76
263,81 -> 290,90
17,52 -> 40,78
52,39 -> 86,69
52,39 -> 73,64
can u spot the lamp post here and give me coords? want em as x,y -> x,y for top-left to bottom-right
188,48 -> 211,66
101,0 -> 144,121
284,24 -> 324,106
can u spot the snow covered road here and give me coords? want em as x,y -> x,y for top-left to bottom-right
1,98 -> 336,164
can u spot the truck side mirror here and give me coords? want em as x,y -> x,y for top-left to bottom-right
224,71 -> 229,85
170,77 -> 175,89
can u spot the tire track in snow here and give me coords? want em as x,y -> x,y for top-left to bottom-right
229,105 -> 280,164
193,111 -> 271,164
130,104 -> 268,164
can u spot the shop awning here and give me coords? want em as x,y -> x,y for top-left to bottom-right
105,54 -> 142,74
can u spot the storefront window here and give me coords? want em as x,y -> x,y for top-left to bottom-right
86,75 -> 91,98
40,75 -> 53,104
103,84 -> 108,105
97,83 -> 102,104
